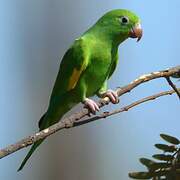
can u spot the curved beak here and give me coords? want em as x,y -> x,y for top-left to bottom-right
129,23 -> 143,42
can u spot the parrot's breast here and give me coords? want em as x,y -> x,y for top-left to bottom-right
82,48 -> 112,97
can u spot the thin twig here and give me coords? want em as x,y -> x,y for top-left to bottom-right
0,66 -> 180,159
165,76 -> 180,100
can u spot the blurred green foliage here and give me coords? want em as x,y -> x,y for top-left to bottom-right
129,134 -> 180,179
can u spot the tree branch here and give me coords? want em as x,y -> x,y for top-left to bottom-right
74,89 -> 179,127
0,66 -> 179,159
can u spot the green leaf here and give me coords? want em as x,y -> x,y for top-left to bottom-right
151,162 -> 171,170
128,172 -> 153,179
153,154 -> 173,161
155,144 -> 177,152
139,158 -> 155,169
176,169 -> 180,174
160,134 -> 180,145
129,169 -> 171,179
177,152 -> 180,163
154,169 -> 170,177
139,158 -> 172,171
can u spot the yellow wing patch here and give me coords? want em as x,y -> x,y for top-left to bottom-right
67,38 -> 88,91
67,67 -> 83,91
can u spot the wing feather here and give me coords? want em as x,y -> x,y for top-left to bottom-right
50,38 -> 89,101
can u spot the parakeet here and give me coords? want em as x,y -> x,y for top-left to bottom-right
18,9 -> 142,171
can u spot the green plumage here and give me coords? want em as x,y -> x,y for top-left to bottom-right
18,9 -> 141,171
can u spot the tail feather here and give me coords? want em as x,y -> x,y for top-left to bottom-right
18,113 -> 47,171
17,139 -> 44,171
18,95 -> 76,171
38,113 -> 47,129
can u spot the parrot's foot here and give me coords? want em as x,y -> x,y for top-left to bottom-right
83,98 -> 100,114
100,89 -> 119,104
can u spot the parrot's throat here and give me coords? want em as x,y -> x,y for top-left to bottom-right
84,25 -> 128,50
114,34 -> 129,46
100,28 -> 128,47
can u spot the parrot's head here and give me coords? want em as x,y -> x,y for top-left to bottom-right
95,9 -> 143,44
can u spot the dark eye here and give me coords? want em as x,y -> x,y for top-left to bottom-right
120,16 -> 129,24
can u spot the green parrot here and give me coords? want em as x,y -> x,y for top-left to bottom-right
18,9 -> 142,171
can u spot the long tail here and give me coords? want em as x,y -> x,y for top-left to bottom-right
17,139 -> 44,171
17,113 -> 47,171
18,94 -> 77,171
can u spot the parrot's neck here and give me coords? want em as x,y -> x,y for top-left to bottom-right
83,25 -> 128,49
